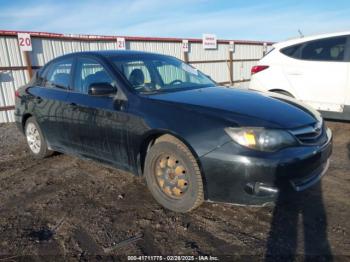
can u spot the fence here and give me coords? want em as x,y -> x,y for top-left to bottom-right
0,30 -> 273,123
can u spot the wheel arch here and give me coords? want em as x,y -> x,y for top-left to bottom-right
21,113 -> 33,132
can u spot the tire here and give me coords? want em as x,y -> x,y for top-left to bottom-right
144,135 -> 204,212
24,117 -> 53,159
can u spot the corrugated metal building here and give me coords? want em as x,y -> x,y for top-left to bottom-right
0,30 -> 273,123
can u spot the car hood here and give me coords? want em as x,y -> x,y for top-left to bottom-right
147,86 -> 320,129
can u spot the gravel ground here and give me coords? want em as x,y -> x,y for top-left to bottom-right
0,121 -> 349,261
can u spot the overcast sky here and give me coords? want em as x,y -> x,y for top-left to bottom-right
0,0 -> 350,42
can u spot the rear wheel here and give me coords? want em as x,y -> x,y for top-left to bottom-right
25,117 -> 53,159
144,135 -> 204,212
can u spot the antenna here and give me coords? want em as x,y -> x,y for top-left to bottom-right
298,29 -> 304,38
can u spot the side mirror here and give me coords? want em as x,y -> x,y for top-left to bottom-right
88,83 -> 116,96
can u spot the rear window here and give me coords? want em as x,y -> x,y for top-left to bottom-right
281,44 -> 302,59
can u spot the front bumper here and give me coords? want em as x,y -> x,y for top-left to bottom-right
200,128 -> 332,205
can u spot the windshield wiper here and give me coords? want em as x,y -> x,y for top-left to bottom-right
139,84 -> 214,95
139,89 -> 165,95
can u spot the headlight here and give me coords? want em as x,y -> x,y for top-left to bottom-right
224,127 -> 297,152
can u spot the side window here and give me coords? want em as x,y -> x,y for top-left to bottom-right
301,36 -> 347,61
74,58 -> 114,94
45,59 -> 73,89
281,44 -> 302,59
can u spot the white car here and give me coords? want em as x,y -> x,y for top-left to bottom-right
249,31 -> 350,120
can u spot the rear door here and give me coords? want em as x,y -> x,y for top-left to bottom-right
282,35 -> 349,112
29,57 -> 73,150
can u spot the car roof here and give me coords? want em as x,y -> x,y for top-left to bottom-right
57,50 -> 167,60
43,50 -> 173,72
273,31 -> 350,49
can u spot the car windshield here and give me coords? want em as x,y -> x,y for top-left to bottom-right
111,54 -> 216,94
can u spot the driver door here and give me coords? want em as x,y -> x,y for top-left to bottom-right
65,56 -> 131,168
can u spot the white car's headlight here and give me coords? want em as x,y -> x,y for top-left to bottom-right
224,127 -> 297,152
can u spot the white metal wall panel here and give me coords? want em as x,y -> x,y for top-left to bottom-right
193,62 -> 230,83
31,38 -> 45,66
0,38 -> 12,66
11,37 -> 25,67
0,69 -> 28,122
0,110 -> 14,123
188,42 -> 228,61
233,44 -> 264,60
233,60 -> 258,81
128,41 -> 183,59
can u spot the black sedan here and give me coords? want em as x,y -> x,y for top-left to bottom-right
15,50 -> 332,212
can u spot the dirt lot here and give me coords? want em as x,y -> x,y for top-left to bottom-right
0,121 -> 349,260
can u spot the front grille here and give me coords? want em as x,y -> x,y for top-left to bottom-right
290,122 -> 327,145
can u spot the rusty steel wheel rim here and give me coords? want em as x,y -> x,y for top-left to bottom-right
154,154 -> 189,199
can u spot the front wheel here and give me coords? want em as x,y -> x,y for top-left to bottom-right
144,135 -> 204,212
25,117 -> 53,159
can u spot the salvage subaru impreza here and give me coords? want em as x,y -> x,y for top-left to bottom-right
15,50 -> 332,212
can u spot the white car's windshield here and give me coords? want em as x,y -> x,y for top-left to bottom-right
111,54 -> 216,93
